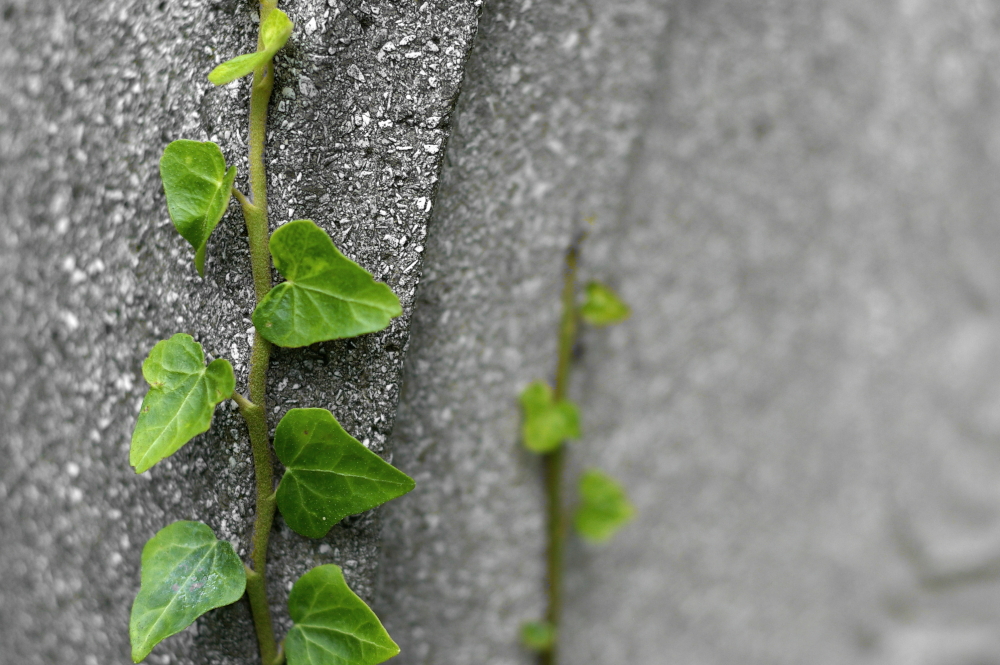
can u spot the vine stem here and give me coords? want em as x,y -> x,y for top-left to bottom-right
540,237 -> 581,665
234,2 -> 280,663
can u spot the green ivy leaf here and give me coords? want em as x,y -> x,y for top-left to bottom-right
580,281 -> 630,327
519,381 -> 580,453
129,521 -> 246,663
160,140 -> 237,276
252,220 -> 402,348
207,9 -> 294,85
275,408 -> 415,539
130,334 -> 235,473
520,621 -> 555,651
573,469 -> 636,543
286,564 -> 400,665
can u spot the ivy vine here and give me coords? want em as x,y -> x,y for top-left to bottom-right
127,4 -> 410,664
519,236 -> 637,663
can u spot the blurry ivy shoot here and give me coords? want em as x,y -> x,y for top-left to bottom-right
127,5 -> 413,665
519,237 -> 636,663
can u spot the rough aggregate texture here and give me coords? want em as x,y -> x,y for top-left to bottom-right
0,0 -> 479,662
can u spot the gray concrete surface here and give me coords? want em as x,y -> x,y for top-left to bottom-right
0,0 -> 478,662
378,1 -> 1000,664
373,0 -> 668,662
10,0 -> 1000,664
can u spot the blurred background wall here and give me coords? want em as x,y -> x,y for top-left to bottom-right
7,0 -> 1000,664
378,1 -> 1000,664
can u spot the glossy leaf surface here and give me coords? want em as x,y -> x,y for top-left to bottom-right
208,9 -> 294,85
275,408 -> 415,538
160,140 -> 237,275
573,468 -> 636,543
580,281 -> 630,326
520,621 -> 555,651
129,521 -> 246,662
286,565 -> 399,665
253,220 -> 402,348
131,334 -> 234,473
519,381 -> 580,454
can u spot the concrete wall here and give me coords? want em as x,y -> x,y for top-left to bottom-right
378,1 -> 1000,664
8,0 -> 1000,663
0,0 -> 477,662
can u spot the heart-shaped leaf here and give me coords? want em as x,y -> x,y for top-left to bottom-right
275,408 -> 415,539
519,381 -> 580,454
252,220 -> 402,348
286,564 -> 400,665
580,280 -> 630,327
160,140 -> 237,276
208,9 -> 294,85
129,521 -> 246,663
131,334 -> 235,473
573,469 -> 636,543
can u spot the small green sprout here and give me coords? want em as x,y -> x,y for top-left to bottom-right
574,468 -> 636,543
580,280 -> 630,326
519,380 -> 580,454
520,621 -> 555,651
517,239 -> 635,659
207,9 -> 294,86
